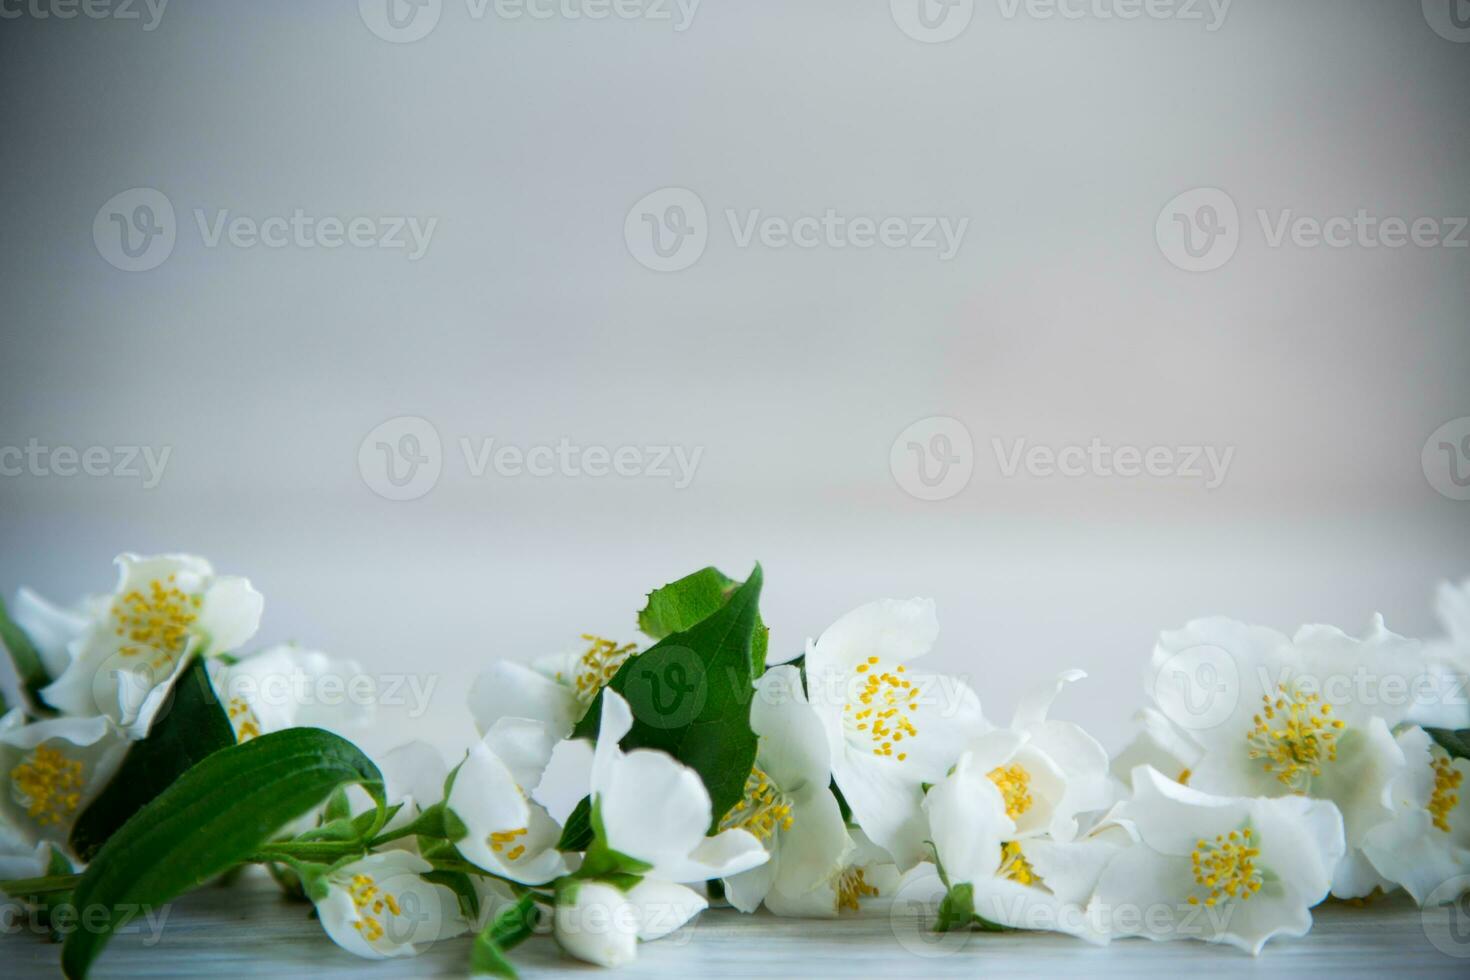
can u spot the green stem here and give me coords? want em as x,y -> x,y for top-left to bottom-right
0,873 -> 83,896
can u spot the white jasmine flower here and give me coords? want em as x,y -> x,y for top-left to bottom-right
553,878 -> 707,968
1092,766 -> 1344,954
208,644 -> 374,743
758,827 -> 899,917
589,689 -> 767,883
1435,578 -> 1470,650
7,587 -> 105,681
1148,615 -> 1452,896
803,598 -> 986,870
446,719 -> 567,885
41,554 -> 263,739
0,709 -> 125,848
924,719 -> 1126,943
1358,726 -> 1469,905
312,851 -> 466,959
468,634 -> 638,744
721,665 -> 853,916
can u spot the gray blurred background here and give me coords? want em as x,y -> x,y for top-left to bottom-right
1,0 -> 1467,771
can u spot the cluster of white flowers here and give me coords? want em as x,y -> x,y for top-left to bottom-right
0,553 -> 367,882
4,554 -> 1468,969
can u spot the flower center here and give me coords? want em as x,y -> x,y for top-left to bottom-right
489,826 -> 530,861
113,576 -> 201,670
1188,828 -> 1262,907
570,634 -> 637,705
835,866 -> 879,912
998,841 -> 1038,886
1429,753 -> 1463,834
720,766 -> 794,841
228,696 -> 263,743
987,764 -> 1033,819
843,657 -> 918,761
10,744 -> 86,827
348,873 -> 404,943
1246,683 -> 1344,792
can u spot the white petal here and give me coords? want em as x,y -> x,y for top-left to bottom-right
654,828 -> 768,884
751,665 -> 830,792
830,748 -> 928,871
1011,669 -> 1087,730
10,587 -> 89,679
770,784 -> 853,900
193,575 -> 264,656
627,879 -> 707,941
468,660 -> 579,740
378,741 -> 448,813
590,689 -> 634,799
924,756 -> 1010,885
598,748 -> 708,872
555,881 -> 638,968
805,598 -> 938,679
483,717 -> 559,792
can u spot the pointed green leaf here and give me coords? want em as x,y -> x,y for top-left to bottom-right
61,728 -> 383,979
471,893 -> 539,977
574,565 -> 764,832
1427,727 -> 1470,760
637,566 -> 769,676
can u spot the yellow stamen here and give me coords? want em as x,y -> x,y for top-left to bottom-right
572,634 -> 637,705
490,826 -> 529,856
348,873 -> 406,944
228,696 -> 262,743
10,744 -> 86,827
835,866 -> 879,912
987,763 -> 1033,819
1188,826 -> 1263,907
1245,684 -> 1344,792
999,841 -> 1038,885
112,578 -> 201,672
720,765 -> 794,840
842,657 -> 921,759
1429,753 -> 1463,834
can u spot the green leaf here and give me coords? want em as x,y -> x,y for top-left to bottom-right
574,565 -> 765,832
69,657 -> 236,861
557,797 -> 594,852
637,566 -> 769,676
471,893 -> 540,977
61,728 -> 384,980
0,593 -> 53,713
1427,728 -> 1470,760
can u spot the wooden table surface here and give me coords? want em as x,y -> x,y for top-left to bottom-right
7,868 -> 1466,978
